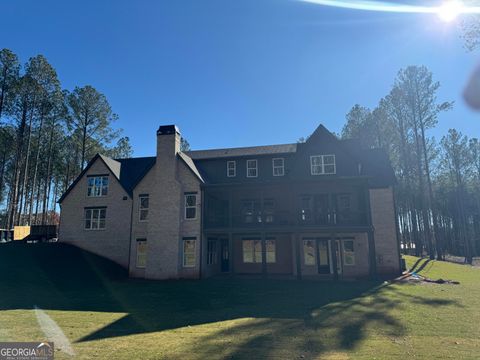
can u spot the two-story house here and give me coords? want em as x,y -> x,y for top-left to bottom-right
58,124 -> 401,280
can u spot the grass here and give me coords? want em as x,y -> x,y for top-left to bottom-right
0,243 -> 479,359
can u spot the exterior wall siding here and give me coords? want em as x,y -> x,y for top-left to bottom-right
59,160 -> 132,268
370,187 -> 401,275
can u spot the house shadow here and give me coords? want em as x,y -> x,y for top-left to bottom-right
0,243 -> 462,359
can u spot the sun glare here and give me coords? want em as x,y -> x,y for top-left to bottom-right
437,0 -> 465,22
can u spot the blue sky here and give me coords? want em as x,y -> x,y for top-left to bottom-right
2,0 -> 479,156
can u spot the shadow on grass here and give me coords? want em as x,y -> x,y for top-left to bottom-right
0,243 -> 461,359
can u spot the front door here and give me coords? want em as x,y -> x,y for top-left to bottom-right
220,238 -> 229,272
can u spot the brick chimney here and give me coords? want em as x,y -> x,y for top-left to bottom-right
156,125 -> 181,176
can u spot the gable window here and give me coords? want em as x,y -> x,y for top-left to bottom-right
227,161 -> 236,177
136,239 -> 147,268
310,155 -> 336,175
139,194 -> 149,221
87,175 -> 109,197
183,237 -> 196,267
272,158 -> 285,176
246,159 -> 258,178
342,239 -> 355,266
185,193 -> 197,220
207,239 -> 217,265
84,207 -> 106,230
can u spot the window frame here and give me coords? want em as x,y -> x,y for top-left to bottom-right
87,175 -> 109,197
303,239 -> 316,266
310,155 -> 336,175
139,194 -> 149,222
184,193 -> 197,220
182,237 -> 197,268
207,239 -> 217,265
272,158 -> 285,177
227,161 -> 236,177
84,207 -> 106,231
342,239 -> 355,266
246,159 -> 258,178
136,239 -> 147,268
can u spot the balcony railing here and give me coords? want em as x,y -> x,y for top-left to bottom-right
204,210 -> 368,229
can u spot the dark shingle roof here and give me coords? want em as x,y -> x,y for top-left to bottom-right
185,143 -> 297,160
114,157 -> 156,194
58,155 -> 156,203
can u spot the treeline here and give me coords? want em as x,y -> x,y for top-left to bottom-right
0,49 -> 132,229
342,65 -> 479,263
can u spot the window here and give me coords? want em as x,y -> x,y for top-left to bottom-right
300,196 -> 313,222
136,239 -> 147,268
242,238 -> 276,263
183,238 -> 196,267
246,159 -> 258,178
303,239 -> 316,265
207,239 -> 217,265
263,199 -> 275,223
266,239 -> 276,263
185,193 -> 197,220
343,239 -> 355,266
87,175 -> 109,197
242,200 -> 261,223
227,161 -> 236,177
242,239 -> 262,263
84,207 -> 106,230
272,158 -> 284,176
139,195 -> 149,221
310,155 -> 336,175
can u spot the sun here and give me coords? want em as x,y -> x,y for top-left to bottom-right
437,0 -> 465,22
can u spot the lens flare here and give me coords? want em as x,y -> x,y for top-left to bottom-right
300,0 -> 480,22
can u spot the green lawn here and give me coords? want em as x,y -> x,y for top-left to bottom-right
0,243 -> 479,359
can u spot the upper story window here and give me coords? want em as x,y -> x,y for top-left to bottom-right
84,207 -> 106,230
185,193 -> 197,220
139,194 -> 149,221
227,161 -> 236,177
246,159 -> 258,178
87,175 -> 109,197
310,155 -> 336,175
272,158 -> 285,176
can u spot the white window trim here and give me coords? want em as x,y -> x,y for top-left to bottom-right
227,161 -> 236,177
184,194 -> 197,220
246,159 -> 258,178
84,208 -> 106,231
136,239 -> 147,269
183,238 -> 196,268
272,158 -> 285,177
139,195 -> 149,222
87,175 -> 109,197
310,155 -> 336,175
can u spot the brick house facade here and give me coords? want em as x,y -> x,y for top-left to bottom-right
58,124 -> 401,280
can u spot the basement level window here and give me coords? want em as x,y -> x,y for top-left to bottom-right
87,175 -> 109,197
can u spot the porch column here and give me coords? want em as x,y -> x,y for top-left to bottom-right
331,233 -> 339,281
229,232 -> 234,274
295,233 -> 302,280
368,230 -> 377,278
261,232 -> 267,276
